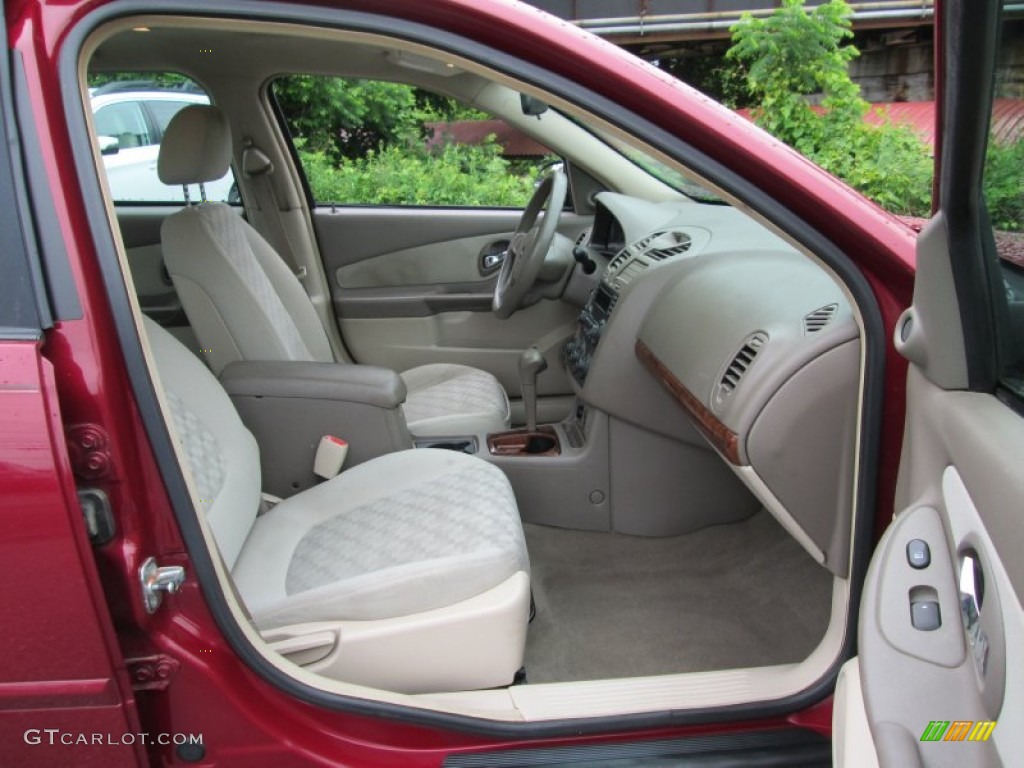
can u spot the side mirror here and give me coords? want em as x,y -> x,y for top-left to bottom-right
98,135 -> 120,156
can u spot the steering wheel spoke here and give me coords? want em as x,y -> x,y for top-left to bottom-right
493,170 -> 568,319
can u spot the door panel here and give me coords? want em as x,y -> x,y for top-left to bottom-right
844,3 -> 1022,766
338,232 -> 508,288
340,301 -> 578,396
316,206 -> 590,396
316,206 -> 591,287
855,368 -> 1022,766
116,206 -> 184,323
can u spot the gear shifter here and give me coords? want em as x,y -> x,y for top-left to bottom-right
519,346 -> 548,432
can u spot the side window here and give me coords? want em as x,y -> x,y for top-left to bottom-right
986,11 -> 1024,399
88,75 -> 238,204
272,75 -> 557,208
146,99 -> 198,137
94,102 -> 151,148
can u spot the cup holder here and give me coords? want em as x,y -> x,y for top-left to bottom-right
523,434 -> 557,454
487,427 -> 561,457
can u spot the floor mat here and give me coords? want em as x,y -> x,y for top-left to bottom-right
522,510 -> 834,683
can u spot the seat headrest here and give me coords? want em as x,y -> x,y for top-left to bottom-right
157,105 -> 232,186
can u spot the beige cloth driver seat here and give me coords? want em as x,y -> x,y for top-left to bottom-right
157,105 -> 510,438
144,316 -> 530,693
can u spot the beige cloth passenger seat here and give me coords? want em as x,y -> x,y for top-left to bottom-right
144,316 -> 531,693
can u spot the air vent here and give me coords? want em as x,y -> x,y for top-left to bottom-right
612,260 -> 648,289
803,303 -> 838,334
714,332 -> 768,408
648,243 -> 690,261
606,251 -> 630,275
648,233 -> 692,261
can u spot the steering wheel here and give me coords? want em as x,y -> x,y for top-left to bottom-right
493,169 -> 568,319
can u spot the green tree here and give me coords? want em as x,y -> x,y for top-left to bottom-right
727,0 -> 933,216
296,136 -> 535,207
728,0 -> 863,154
273,76 -> 420,162
274,75 -> 537,208
985,137 -> 1024,232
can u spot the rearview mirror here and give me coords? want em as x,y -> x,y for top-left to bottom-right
520,94 -> 548,117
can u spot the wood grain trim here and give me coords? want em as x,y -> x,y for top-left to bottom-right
635,339 -> 742,466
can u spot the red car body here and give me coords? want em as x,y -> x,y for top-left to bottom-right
2,0 -> 920,765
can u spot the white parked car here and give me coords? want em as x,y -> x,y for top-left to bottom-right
92,86 -> 236,203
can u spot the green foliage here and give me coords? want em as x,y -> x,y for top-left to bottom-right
657,45 -> 750,108
984,138 -> 1024,232
296,136 -> 536,207
814,115 -> 934,216
728,0 -> 864,154
274,75 -> 492,163
727,0 -> 934,216
274,76 -> 419,162
275,75 -> 535,207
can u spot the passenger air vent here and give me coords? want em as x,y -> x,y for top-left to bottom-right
648,232 -> 692,261
612,259 -> 648,289
803,303 -> 838,334
714,332 -> 768,409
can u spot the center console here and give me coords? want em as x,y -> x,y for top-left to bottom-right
561,283 -> 616,385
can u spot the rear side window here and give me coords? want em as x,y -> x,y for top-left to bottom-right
88,74 -> 238,204
93,101 -> 151,148
147,99 -> 200,135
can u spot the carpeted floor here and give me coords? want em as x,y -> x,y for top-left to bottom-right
522,510 -> 834,683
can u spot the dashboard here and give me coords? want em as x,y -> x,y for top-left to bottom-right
564,192 -> 862,576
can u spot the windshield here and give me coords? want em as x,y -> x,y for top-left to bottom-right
566,115 -> 724,203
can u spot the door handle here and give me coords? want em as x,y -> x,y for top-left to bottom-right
479,239 -> 511,275
482,250 -> 506,271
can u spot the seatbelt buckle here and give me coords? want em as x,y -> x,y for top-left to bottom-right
314,435 -> 348,480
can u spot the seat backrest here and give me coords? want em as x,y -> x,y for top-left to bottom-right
157,105 -> 334,373
144,315 -> 262,570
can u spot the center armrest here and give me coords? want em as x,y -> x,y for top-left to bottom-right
219,361 -> 412,498
220,361 -> 407,409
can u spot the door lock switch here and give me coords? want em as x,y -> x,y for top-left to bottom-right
911,600 -> 941,631
907,538 -> 931,569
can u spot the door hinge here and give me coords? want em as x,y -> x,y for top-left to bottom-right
125,654 -> 180,691
139,557 -> 186,614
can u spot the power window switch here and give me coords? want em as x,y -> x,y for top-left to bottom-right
907,539 -> 931,569
911,600 -> 941,631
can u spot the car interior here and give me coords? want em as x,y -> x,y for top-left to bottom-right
77,15 -> 868,722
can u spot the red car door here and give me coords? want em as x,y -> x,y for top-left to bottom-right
0,10 -> 143,765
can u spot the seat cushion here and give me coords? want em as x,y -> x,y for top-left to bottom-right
232,448 -> 528,628
400,364 -> 511,437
